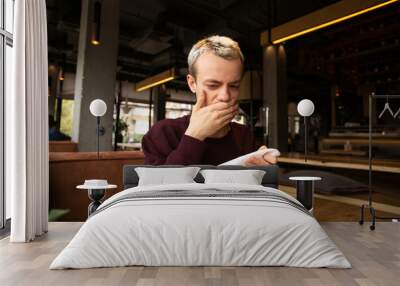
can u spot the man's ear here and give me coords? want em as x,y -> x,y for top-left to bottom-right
187,74 -> 197,93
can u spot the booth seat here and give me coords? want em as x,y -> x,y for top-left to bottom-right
49,141 -> 78,152
49,151 -> 145,221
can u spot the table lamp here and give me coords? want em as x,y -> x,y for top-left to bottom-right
297,99 -> 315,162
89,99 -> 107,159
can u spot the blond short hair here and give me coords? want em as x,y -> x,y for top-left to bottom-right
187,35 -> 244,77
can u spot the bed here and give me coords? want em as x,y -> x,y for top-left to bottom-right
50,164 -> 351,269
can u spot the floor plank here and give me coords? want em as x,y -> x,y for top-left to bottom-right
0,222 -> 399,286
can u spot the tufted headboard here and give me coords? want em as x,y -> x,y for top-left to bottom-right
123,164 -> 279,189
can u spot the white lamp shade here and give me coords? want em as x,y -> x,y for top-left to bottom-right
297,99 -> 314,117
89,99 -> 107,117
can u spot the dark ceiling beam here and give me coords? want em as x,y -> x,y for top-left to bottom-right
182,0 -> 253,39
116,57 -> 153,74
117,69 -> 148,78
118,45 -> 154,62
155,10 -> 202,33
120,10 -> 155,24
218,0 -> 241,10
117,44 -> 188,80
223,0 -> 269,28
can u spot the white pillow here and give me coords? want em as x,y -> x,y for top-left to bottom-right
135,167 -> 201,186
200,169 -> 266,185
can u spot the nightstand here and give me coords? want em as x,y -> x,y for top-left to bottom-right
77,180 -> 117,217
289,176 -> 321,214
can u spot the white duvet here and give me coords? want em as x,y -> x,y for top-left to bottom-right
50,183 -> 351,269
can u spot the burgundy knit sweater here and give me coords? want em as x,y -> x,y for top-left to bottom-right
141,115 -> 257,165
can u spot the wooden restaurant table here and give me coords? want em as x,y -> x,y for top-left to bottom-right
117,142 -> 142,150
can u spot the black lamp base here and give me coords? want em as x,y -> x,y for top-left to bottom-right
87,189 -> 106,216
296,180 -> 314,212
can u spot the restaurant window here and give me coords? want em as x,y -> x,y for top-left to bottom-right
60,99 -> 74,137
165,101 -> 192,119
116,101 -> 194,150
117,102 -> 151,148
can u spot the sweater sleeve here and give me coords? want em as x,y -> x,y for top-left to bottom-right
141,122 -> 207,165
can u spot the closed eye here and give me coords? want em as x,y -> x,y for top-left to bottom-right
206,85 -> 219,89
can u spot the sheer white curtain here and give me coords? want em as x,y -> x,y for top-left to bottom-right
6,0 -> 49,242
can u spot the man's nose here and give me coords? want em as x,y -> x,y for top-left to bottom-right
217,86 -> 230,102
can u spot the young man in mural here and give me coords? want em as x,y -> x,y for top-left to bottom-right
142,35 -> 278,166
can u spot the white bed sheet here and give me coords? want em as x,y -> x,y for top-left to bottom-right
50,183 -> 351,269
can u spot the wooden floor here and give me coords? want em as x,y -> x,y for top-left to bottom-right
1,222 -> 399,286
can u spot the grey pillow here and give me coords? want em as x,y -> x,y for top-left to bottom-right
135,167 -> 201,186
200,169 -> 266,185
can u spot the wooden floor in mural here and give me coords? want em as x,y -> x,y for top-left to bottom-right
1,222 -> 399,286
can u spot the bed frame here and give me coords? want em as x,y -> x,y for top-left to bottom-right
123,164 -> 279,189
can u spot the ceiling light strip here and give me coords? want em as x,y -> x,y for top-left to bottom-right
136,76 -> 176,92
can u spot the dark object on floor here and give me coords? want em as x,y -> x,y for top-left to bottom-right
49,209 -> 70,222
280,170 -> 368,195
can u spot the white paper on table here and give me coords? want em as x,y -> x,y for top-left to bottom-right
219,148 -> 280,166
